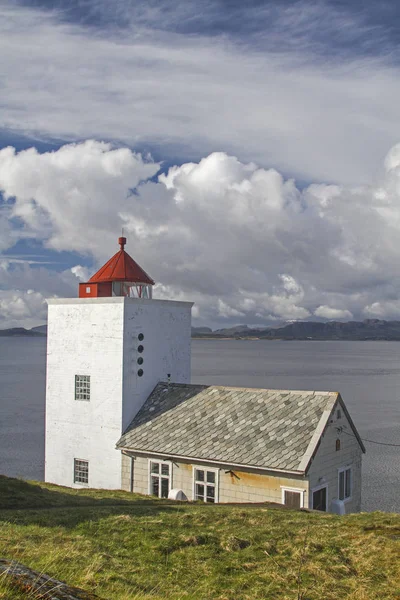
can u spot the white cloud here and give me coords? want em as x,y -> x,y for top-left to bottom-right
0,260 -> 84,328
1,2 -> 400,184
217,300 -> 245,319
0,289 -> 47,327
3,141 -> 400,327
70,265 -> 91,282
363,300 -> 400,320
0,140 -> 159,257
314,306 -> 353,320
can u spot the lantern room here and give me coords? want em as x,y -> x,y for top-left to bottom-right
78,237 -> 155,299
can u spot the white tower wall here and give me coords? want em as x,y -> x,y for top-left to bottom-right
45,297 -> 192,489
122,299 -> 192,431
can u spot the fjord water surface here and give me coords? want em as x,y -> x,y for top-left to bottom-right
0,337 -> 399,512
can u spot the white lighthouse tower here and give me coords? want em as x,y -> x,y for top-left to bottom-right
45,237 -> 192,489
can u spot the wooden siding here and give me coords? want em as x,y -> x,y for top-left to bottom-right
307,400 -> 363,513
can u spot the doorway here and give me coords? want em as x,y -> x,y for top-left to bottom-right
312,486 -> 327,511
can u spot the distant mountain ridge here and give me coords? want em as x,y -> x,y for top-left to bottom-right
30,325 -> 48,334
193,319 -> 400,340
0,326 -> 46,337
2,319 -> 400,340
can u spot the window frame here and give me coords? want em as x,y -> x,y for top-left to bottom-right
73,458 -> 89,485
338,466 -> 352,501
281,486 -> 305,509
148,459 -> 172,499
75,375 -> 91,401
192,466 -> 219,503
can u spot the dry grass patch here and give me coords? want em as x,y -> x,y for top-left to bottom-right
0,477 -> 399,599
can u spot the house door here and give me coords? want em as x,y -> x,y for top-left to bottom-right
312,486 -> 327,511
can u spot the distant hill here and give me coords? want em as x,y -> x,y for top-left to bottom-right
258,319 -> 400,340
0,327 -> 46,337
3,319 -> 400,340
30,324 -> 48,334
212,324 -> 264,336
192,319 -> 400,340
191,326 -> 213,335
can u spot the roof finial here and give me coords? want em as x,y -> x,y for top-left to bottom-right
118,234 -> 126,250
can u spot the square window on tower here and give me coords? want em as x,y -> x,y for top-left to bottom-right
75,375 -> 90,401
74,459 -> 89,484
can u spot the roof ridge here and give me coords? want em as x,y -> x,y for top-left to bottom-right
116,249 -> 124,270
157,382 -> 338,395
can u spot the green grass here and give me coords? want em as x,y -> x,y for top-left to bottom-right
0,476 -> 399,599
0,575 -> 29,600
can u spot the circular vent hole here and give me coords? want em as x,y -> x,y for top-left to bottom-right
137,357 -> 144,365
138,345 -> 144,353
138,333 -> 144,341
138,369 -> 144,377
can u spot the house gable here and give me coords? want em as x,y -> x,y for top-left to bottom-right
299,393 -> 365,476
306,397 -> 363,512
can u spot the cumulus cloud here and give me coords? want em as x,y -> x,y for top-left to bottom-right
363,300 -> 400,320
1,2 -> 400,184
70,265 -> 91,282
314,306 -> 353,320
0,260 -> 85,328
0,140 -> 159,257
0,289 -> 47,328
3,141 -> 400,327
217,300 -> 245,319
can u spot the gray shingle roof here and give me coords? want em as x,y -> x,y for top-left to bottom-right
117,383 -> 339,472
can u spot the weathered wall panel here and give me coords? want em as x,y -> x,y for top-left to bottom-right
125,454 -> 308,505
46,300 -> 125,489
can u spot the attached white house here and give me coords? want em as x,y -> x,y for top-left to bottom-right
117,383 -> 365,513
45,236 -> 365,513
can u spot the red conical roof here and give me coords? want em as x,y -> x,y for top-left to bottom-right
89,237 -> 155,285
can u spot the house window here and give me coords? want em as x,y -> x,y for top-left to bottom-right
75,375 -> 90,401
336,439 -> 341,451
337,409 -> 342,419
338,467 -> 352,500
193,468 -> 218,503
149,460 -> 171,498
74,459 -> 88,484
86,286 -> 91,293
281,487 -> 304,509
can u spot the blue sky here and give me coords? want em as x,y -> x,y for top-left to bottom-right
14,0 -> 400,52
2,0 -> 400,328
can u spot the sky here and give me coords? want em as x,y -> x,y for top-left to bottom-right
2,0 -> 400,328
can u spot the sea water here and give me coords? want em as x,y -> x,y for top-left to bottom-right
1,337 -> 399,512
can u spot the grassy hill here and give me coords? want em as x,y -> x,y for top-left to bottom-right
0,476 -> 399,600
